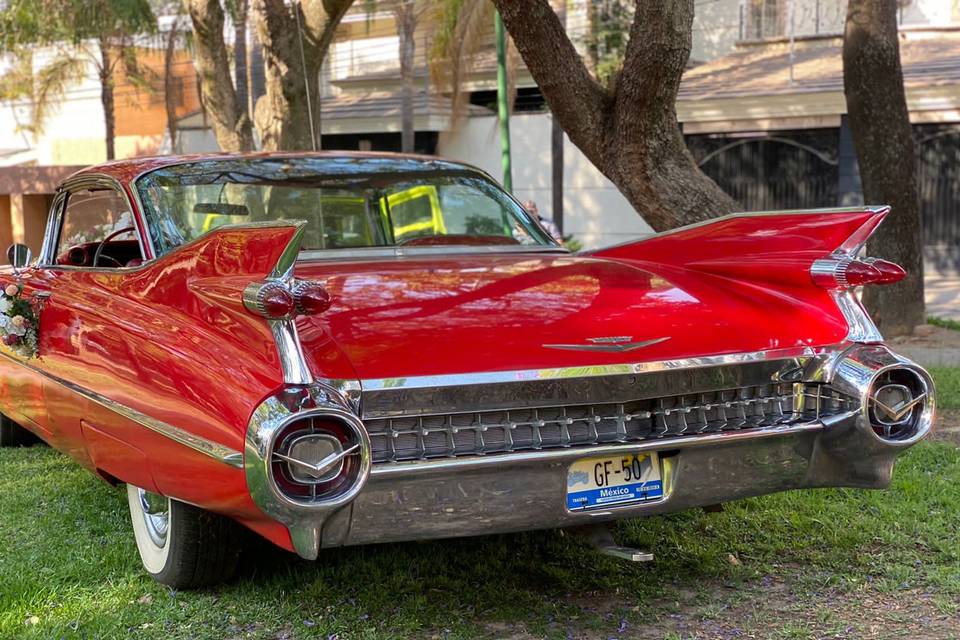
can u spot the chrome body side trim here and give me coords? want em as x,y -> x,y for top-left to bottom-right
359,344 -> 841,392
297,245 -> 569,262
0,348 -> 243,467
832,290 -> 884,343
270,319 -> 313,385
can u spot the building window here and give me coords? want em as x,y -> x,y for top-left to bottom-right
743,0 -> 786,40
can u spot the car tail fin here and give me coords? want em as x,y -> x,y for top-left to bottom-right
138,220 -> 329,319
130,220 -> 325,385
589,207 -> 902,290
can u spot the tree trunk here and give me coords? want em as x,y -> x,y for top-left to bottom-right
843,0 -> 924,336
395,2 -> 416,153
98,39 -> 116,161
164,15 -> 183,153
491,0 -> 737,231
251,0 -> 353,151
186,0 -> 254,152
233,0 -> 250,123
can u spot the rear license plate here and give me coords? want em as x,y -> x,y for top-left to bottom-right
566,452 -> 663,511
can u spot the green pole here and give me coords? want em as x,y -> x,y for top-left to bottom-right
494,9 -> 513,192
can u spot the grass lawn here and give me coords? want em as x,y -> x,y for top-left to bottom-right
1,371 -> 959,639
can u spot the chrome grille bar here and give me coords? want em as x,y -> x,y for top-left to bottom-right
365,382 -> 858,464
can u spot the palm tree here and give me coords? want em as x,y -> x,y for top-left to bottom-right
0,0 -> 158,160
361,0 -> 432,153
362,0 -> 514,157
0,47 -> 87,143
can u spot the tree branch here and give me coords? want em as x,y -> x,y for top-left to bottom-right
615,0 -> 692,134
490,0 -> 737,230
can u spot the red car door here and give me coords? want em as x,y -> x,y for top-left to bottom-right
0,265 -> 54,443
24,182 -> 154,483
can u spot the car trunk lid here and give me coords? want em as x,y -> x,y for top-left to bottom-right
293,252 -> 848,381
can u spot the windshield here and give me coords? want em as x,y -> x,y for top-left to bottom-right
135,157 -> 555,255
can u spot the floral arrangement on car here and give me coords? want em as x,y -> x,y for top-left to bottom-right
0,283 -> 40,358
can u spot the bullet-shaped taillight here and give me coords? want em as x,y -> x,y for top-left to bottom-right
864,258 -> 907,284
293,281 -> 332,315
810,256 -> 906,289
243,280 -> 331,319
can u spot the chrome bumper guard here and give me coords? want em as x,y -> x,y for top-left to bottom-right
245,343 -> 935,560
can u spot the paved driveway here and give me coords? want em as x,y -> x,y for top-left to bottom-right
926,272 -> 960,320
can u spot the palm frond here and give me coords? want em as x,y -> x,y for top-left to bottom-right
117,43 -> 158,94
0,48 -> 35,103
429,0 -> 492,127
29,49 -> 88,138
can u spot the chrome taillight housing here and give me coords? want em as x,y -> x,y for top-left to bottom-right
244,282 -> 296,318
245,385 -> 372,560
867,367 -> 931,442
270,414 -> 365,502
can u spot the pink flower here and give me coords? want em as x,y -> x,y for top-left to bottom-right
4,284 -> 18,297
10,315 -> 26,328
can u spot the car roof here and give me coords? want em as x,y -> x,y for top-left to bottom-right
64,151 -> 483,186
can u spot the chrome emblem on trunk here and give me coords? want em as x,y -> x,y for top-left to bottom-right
543,336 -> 671,352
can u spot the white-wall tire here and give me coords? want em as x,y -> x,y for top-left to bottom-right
126,484 -> 242,589
127,484 -> 172,574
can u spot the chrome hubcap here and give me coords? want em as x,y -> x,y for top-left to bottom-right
137,488 -> 170,548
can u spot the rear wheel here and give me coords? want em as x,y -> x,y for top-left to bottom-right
126,484 -> 242,589
0,414 -> 38,447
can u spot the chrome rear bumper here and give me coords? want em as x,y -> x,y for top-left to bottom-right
245,343 -> 935,559
324,410 -> 862,547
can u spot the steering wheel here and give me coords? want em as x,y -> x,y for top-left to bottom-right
92,226 -> 136,268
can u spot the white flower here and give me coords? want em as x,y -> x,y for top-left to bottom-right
0,299 -> 11,314
9,324 -> 26,337
11,315 -> 25,329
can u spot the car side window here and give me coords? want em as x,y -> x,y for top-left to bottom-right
56,188 -> 143,268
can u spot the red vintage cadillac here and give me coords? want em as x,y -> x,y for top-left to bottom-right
0,153 -> 935,588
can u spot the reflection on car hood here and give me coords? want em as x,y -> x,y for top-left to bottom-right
293,252 -> 849,382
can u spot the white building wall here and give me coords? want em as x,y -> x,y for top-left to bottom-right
0,45 -> 110,166
903,0 -> 958,26
692,0 -> 960,63
437,112 -> 652,250
691,0 -> 742,62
